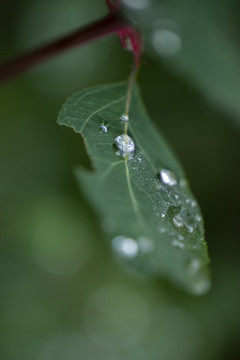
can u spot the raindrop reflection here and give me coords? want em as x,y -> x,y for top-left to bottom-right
112,236 -> 139,258
152,19 -> 182,58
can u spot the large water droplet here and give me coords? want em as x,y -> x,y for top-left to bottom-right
112,236 -> 138,258
113,134 -> 135,159
160,169 -> 178,186
99,124 -> 108,134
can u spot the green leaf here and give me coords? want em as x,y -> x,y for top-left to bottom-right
57,82 -> 210,294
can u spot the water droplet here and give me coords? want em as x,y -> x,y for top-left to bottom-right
191,200 -> 197,208
186,259 -> 211,295
152,19 -> 182,57
161,213 -> 166,218
120,114 -> 129,122
168,192 -> 181,206
138,237 -> 154,253
195,214 -> 202,223
185,198 -> 191,204
123,36 -> 133,52
113,134 -> 135,159
172,239 -> 185,249
188,258 -> 201,272
98,124 -> 108,134
112,236 -> 138,258
121,0 -> 150,10
137,157 -> 142,163
191,276 -> 211,295
181,208 -> 196,233
158,226 -> 166,233
160,169 -> 178,186
172,213 -> 183,228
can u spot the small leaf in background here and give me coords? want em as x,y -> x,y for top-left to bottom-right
121,0 -> 240,125
58,82 -> 210,294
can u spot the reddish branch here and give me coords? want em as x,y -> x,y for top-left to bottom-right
0,2 -> 141,84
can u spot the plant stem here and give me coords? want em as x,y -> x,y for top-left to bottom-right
0,13 -> 126,84
124,62 -> 139,135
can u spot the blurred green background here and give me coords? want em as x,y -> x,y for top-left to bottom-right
1,0 -> 240,359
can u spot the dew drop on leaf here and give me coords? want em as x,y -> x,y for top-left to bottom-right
160,169 -> 178,186
181,208 -> 196,233
186,258 -> 211,295
113,134 -> 135,159
191,200 -> 197,208
112,235 -> 138,258
172,213 -> 183,228
195,214 -> 202,222
158,226 -> 166,234
120,114 -> 129,122
98,124 -> 108,134
172,239 -> 185,249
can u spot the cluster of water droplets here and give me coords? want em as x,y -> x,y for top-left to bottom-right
99,113 -> 203,250
97,111 -> 207,293
157,169 -> 204,248
113,134 -> 135,159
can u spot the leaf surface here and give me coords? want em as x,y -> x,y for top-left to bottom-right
58,82 -> 210,294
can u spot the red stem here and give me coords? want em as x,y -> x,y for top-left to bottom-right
0,13 -> 125,84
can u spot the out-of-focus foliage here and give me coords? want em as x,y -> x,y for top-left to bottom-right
121,0 -> 240,125
0,0 -> 240,359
